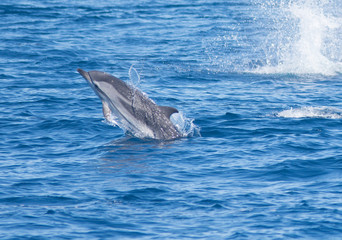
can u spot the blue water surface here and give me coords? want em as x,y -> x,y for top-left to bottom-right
1,0 -> 342,239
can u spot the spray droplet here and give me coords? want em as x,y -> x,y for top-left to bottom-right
128,65 -> 141,87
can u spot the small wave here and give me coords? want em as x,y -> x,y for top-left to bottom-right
276,106 -> 342,119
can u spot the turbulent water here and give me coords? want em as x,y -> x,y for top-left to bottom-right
1,0 -> 342,239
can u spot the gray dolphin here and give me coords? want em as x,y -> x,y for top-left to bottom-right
77,68 -> 181,140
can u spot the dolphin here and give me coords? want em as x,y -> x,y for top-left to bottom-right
77,68 -> 181,140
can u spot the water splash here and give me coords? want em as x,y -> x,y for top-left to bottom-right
170,112 -> 200,138
254,0 -> 342,75
204,0 -> 342,76
128,65 -> 141,87
277,106 -> 342,119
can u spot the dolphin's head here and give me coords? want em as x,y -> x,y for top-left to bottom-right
77,68 -> 131,102
77,68 -> 103,98
77,68 -> 92,83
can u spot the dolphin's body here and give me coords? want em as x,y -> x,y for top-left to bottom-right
77,68 -> 181,140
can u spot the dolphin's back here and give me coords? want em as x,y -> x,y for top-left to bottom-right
128,89 -> 181,139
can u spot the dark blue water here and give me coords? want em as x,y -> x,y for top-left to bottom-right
1,0 -> 342,239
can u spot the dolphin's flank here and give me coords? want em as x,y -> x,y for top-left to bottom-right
77,68 -> 181,140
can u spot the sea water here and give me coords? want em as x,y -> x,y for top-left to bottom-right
1,0 -> 342,239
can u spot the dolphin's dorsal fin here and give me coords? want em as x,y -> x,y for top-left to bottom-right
159,106 -> 179,119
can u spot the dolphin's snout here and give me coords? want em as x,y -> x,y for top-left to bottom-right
77,68 -> 91,82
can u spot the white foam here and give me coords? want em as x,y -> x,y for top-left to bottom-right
277,106 -> 342,119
